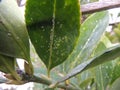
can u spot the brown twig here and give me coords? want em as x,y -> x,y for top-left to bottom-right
81,0 -> 120,14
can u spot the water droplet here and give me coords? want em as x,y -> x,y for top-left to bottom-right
30,18 -> 33,21
83,27 -> 86,30
42,29 -> 45,32
61,53 -> 64,56
41,45 -> 44,48
41,36 -> 43,39
60,24 -> 63,28
17,37 -> 19,39
35,40 -> 37,43
106,66 -> 108,69
57,22 -> 60,24
41,26 -> 44,29
8,33 -> 11,36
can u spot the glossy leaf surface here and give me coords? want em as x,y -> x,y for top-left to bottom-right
93,41 -> 112,90
0,0 -> 33,75
25,0 -> 81,71
0,0 -> 29,60
61,11 -> 109,72
58,44 -> 120,82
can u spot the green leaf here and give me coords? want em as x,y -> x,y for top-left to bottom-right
58,44 -> 120,83
61,11 -> 109,72
93,42 -> 112,90
0,0 -> 33,74
109,77 -> 120,90
0,55 -> 21,81
0,55 -> 15,73
93,35 -> 119,90
0,0 -> 29,60
110,58 -> 120,84
79,78 -> 94,89
25,0 -> 81,73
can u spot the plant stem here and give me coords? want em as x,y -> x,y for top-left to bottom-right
23,74 -> 79,90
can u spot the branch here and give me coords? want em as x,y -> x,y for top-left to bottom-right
28,75 -> 80,90
19,72 -> 80,90
81,0 -> 120,14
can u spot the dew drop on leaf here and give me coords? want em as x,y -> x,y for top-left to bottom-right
35,40 -> 37,43
17,37 -> 19,40
41,26 -> 44,29
83,27 -> 86,30
60,24 -> 63,28
7,33 -> 11,36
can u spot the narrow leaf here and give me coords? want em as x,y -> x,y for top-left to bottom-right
25,0 -> 81,72
58,44 -> 120,83
0,55 -> 21,81
93,42 -> 112,90
62,11 -> 109,72
92,35 -> 116,90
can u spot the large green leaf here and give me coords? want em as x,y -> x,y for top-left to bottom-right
25,0 -> 81,72
0,0 -> 29,60
61,11 -> 109,73
0,0 -> 33,74
58,44 -> 120,83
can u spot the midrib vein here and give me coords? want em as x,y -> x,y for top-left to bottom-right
48,0 -> 56,71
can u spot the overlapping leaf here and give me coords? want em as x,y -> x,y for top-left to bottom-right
0,55 -> 15,74
0,54 -> 21,81
58,44 -> 120,83
25,0 -> 81,72
0,0 -> 29,59
61,11 -> 109,72
0,0 -> 33,74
